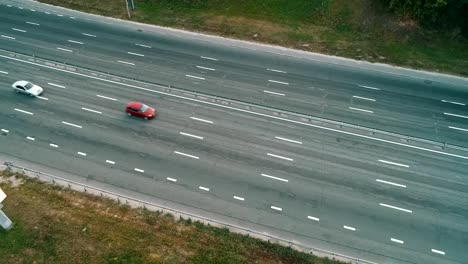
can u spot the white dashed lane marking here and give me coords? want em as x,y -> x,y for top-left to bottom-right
174,151 -> 199,159
167,177 -> 177,182
378,159 -> 409,168
82,33 -> 96,37
268,80 -> 289,85
57,47 -> 73,52
135,43 -> 152,48
343,225 -> 356,231
200,56 -> 218,61
127,52 -> 144,57
233,196 -> 244,201
49,143 -> 58,148
77,152 -> 87,156
358,85 -> 381,90
14,108 -> 34,115
263,90 -> 285,96
190,117 -> 213,124
96,94 -> 117,101
275,136 -> 302,144
26,136 -> 35,141
118,60 -> 135,66
186,74 -> 205,80
68,40 -> 83,45
391,238 -> 404,244
449,126 -> 468,132
179,132 -> 204,140
1,35 -> 15,40
267,153 -> 294,162
199,186 -> 210,191
267,68 -> 286,73
196,66 -> 215,71
444,112 -> 468,119
431,249 -> 445,255
261,173 -> 288,183
26,22 -> 40,26
349,107 -> 374,113
62,121 -> 82,129
379,203 -> 412,213
307,216 -> 320,221
105,160 -> 115,164
48,83 -> 66,89
376,179 -> 406,188
82,107 -> 102,114
12,28 -> 26,33
134,168 -> 144,173
353,95 -> 376,102
270,206 -> 282,211
0,71 -> 8,74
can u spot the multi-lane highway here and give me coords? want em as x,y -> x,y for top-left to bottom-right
1,1 -> 468,263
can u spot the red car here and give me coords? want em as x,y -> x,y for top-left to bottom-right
125,101 -> 156,120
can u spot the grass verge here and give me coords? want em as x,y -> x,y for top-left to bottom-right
0,170 -> 344,264
36,0 -> 468,76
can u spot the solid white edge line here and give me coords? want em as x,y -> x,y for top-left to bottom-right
190,117 -> 213,124
343,225 -> 356,231
267,153 -> 294,161
263,90 -> 285,96
96,94 -> 117,101
3,54 -> 468,161
179,132 -> 204,140
358,85 -> 381,90
275,136 -> 302,144
49,143 -> 58,148
77,152 -> 87,156
67,40 -> 83,44
167,177 -> 177,182
267,68 -> 286,73
127,52 -> 144,57
47,82 -> 66,88
353,96 -> 376,102
174,151 -> 199,159
26,136 -> 35,141
349,107 -> 374,113
376,179 -> 406,188
82,107 -> 102,114
117,60 -> 135,66
57,47 -> 72,52
0,71 -> 8,74
378,159 -> 410,168
307,216 -> 320,221
268,79 -> 289,85
233,196 -> 245,201
1,129 -> 9,133
12,28 -> 26,33
200,56 -> 218,61
391,238 -> 404,244
134,168 -> 144,173
186,74 -> 205,80
444,112 -> 468,119
431,249 -> 445,255
261,173 -> 288,182
196,66 -> 215,71
199,186 -> 210,191
379,203 -> 412,213
1,35 -> 16,40
14,108 -> 34,115
449,126 -> 468,132
441,100 -> 465,106
270,206 -> 282,211
105,160 -> 115,164
61,121 -> 82,128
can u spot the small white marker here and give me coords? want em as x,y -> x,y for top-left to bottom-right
26,21 -> 40,26
118,60 -> 135,66
105,160 -> 115,165
12,28 -> 26,33
82,107 -> 102,114
449,126 -> 468,132
97,94 -> 117,101
49,143 -> 58,148
0,71 -> 9,74
199,186 -> 210,191
1,129 -> 9,133
268,80 -> 289,85
179,132 -> 204,140
353,96 -> 376,102
307,216 -> 320,221
185,74 -> 205,80
378,159 -> 410,168
48,82 -> 66,89
263,90 -> 285,96
379,203 -> 412,213
77,152 -> 87,156
61,121 -> 82,129
167,177 -> 177,182
57,47 -> 73,52
376,179 -> 406,188
267,153 -> 294,162
275,136 -> 302,144
68,40 -> 83,44
261,173 -> 288,183
343,225 -> 356,231
441,100 -> 465,106
26,136 -> 35,141
14,108 -> 34,115
349,107 -> 374,113
82,33 -> 96,37
359,85 -> 381,90
196,66 -> 215,71
127,52 -> 144,57
267,69 -> 287,73
1,35 -> 15,40
444,112 -> 468,119
174,151 -> 199,159
135,43 -> 152,48
391,238 -> 404,244
431,249 -> 445,255
200,56 -> 218,61
190,117 -> 213,124
134,168 -> 144,173
233,196 -> 245,201
270,206 -> 282,211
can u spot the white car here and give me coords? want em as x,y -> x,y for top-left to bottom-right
12,80 -> 44,97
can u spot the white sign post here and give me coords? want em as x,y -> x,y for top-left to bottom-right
0,188 -> 13,230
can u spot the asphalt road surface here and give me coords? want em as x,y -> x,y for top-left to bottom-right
1,1 -> 467,264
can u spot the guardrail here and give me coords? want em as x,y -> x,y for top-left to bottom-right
2,161 -> 377,264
